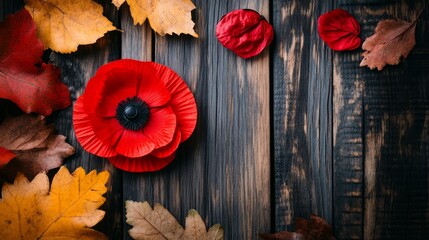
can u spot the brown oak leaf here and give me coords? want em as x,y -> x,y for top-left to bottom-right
126,201 -> 224,239
0,166 -> 109,239
112,0 -> 198,37
260,215 -> 336,240
360,14 -> 421,70
0,114 -> 74,181
25,0 -> 117,53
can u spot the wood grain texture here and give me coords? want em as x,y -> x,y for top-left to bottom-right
2,0 -> 429,239
272,0 -> 333,232
334,0 -> 429,239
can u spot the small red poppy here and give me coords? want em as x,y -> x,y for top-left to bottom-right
216,9 -> 274,59
318,9 -> 361,51
73,59 -> 197,172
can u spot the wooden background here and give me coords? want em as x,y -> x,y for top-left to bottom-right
1,0 -> 428,239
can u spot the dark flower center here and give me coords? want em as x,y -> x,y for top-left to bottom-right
116,96 -> 149,130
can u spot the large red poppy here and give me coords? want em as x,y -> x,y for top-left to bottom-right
73,59 -> 197,172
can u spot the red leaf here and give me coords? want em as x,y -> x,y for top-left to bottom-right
0,147 -> 16,167
318,9 -> 361,51
216,9 -> 274,59
0,9 -> 71,116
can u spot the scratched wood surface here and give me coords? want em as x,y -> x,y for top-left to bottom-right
1,0 -> 429,239
273,0 -> 429,240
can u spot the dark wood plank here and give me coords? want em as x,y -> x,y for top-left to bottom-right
334,0 -> 429,239
272,0 -> 333,232
120,1 -> 271,239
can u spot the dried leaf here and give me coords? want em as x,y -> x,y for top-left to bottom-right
360,15 -> 420,70
126,201 -> 224,240
0,114 -> 74,181
0,9 -> 71,116
0,166 -> 109,239
25,0 -> 116,53
260,215 -> 335,240
113,0 -> 198,37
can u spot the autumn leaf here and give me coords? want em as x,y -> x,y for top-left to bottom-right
260,215 -> 335,240
126,201 -> 224,239
360,13 -> 421,70
0,9 -> 71,116
0,166 -> 109,239
25,0 -> 116,53
113,0 -> 198,37
0,114 -> 74,181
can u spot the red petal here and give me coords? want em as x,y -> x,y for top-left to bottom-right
150,62 -> 197,142
216,9 -> 274,58
0,9 -> 70,116
0,147 -> 16,167
136,67 -> 171,108
318,9 -> 361,51
142,106 -> 177,148
90,114 -> 124,150
95,68 -> 140,117
115,129 -> 156,158
73,96 -> 117,157
108,153 -> 176,172
151,129 -> 181,158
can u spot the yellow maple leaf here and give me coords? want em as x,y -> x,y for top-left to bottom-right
0,166 -> 109,239
25,0 -> 116,53
126,201 -> 223,239
113,0 -> 198,37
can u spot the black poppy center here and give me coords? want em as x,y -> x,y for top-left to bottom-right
124,105 -> 139,119
116,96 -> 149,130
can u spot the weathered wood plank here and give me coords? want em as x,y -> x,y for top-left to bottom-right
126,1 -> 271,239
272,0 -> 333,232
334,0 -> 429,239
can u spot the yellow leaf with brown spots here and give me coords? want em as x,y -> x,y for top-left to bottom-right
0,166 -> 109,239
112,0 -> 198,37
25,0 -> 116,53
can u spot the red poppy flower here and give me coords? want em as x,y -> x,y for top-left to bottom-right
73,59 -> 197,172
318,9 -> 361,51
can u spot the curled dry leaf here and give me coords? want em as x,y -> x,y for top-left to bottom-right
216,9 -> 274,58
126,201 -> 224,240
112,0 -> 198,37
317,9 -> 361,51
260,215 -> 336,240
25,0 -> 116,53
0,114 -> 74,181
0,9 -> 71,116
360,14 -> 420,70
0,166 -> 109,239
